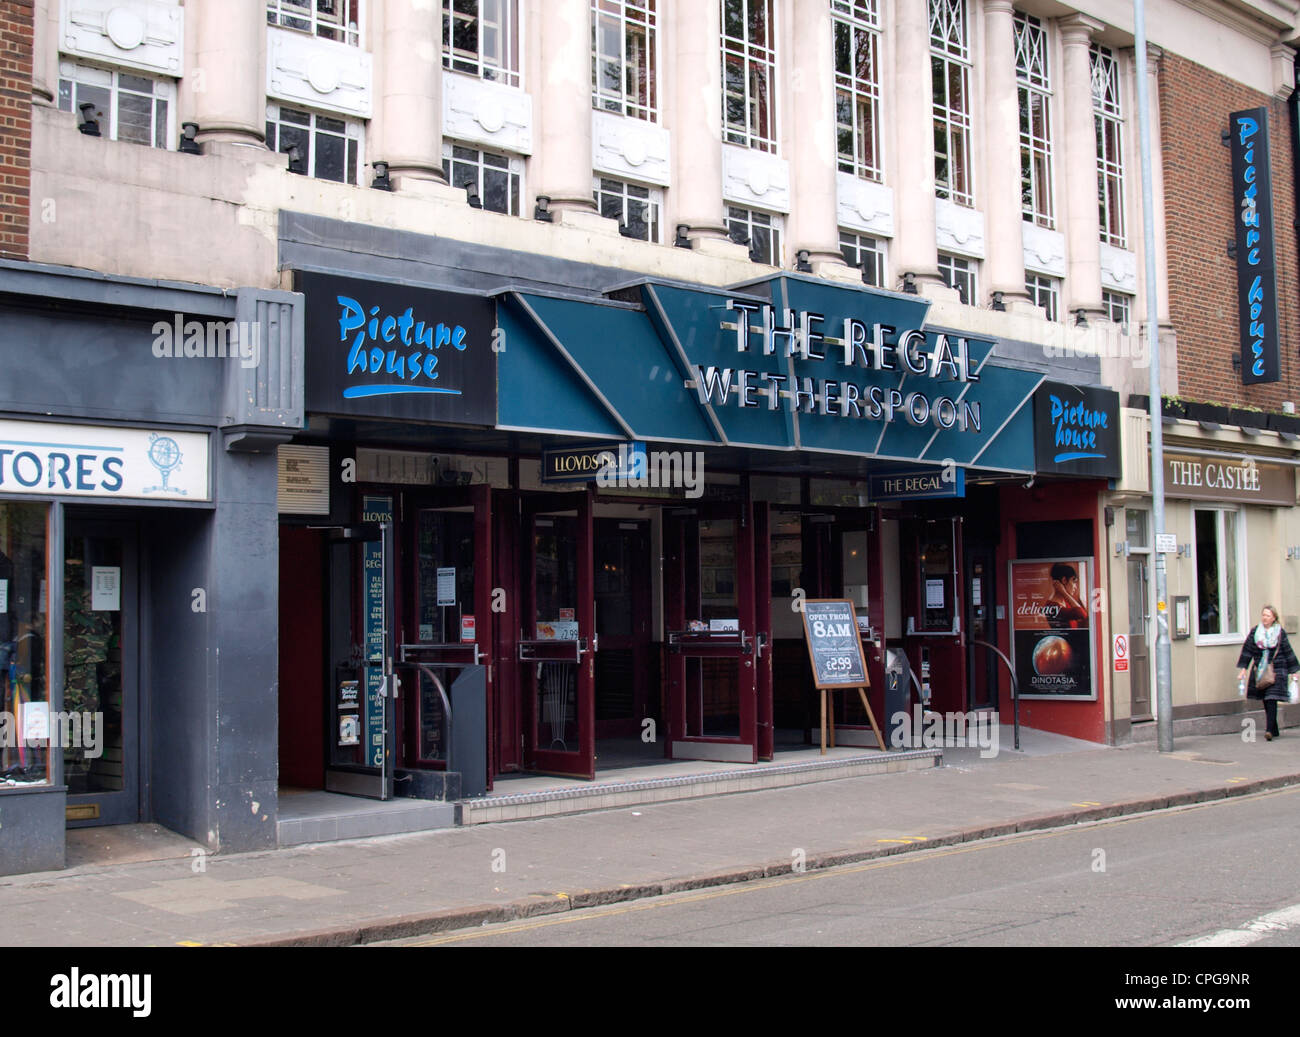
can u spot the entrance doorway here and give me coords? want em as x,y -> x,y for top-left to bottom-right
1126,509 -> 1153,720
594,518 -> 652,741
64,518 -> 140,828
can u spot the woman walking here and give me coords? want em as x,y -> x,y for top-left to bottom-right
1236,605 -> 1297,741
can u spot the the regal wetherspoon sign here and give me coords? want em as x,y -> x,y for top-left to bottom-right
1229,107 -> 1280,385
694,302 -> 983,432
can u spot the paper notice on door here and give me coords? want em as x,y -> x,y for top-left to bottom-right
91,567 -> 121,612
0,578 -> 7,612
22,701 -> 49,742
925,579 -> 945,609
437,567 -> 456,607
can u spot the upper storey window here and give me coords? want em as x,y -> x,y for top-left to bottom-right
1015,11 -> 1054,228
59,63 -> 174,149
930,0 -> 973,206
833,0 -> 881,182
592,1 -> 657,121
1091,44 -> 1126,247
722,0 -> 777,153
444,0 -> 521,88
267,1 -> 361,46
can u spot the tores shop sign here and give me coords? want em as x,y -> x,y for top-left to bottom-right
1165,452 -> 1296,507
299,271 -> 497,424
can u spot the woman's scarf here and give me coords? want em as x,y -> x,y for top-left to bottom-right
1255,623 -> 1282,651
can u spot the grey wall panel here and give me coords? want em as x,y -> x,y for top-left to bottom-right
0,789 -> 66,876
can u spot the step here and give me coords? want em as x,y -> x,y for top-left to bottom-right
457,748 -> 942,825
277,791 -> 456,847
1127,705 -> 1296,742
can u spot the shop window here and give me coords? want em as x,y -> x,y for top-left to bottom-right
592,0 -> 657,121
1015,11 -> 1054,228
444,0 -> 521,88
0,502 -> 50,788
1194,508 -> 1242,639
594,176 -> 662,242
266,104 -> 363,185
267,0 -> 361,46
839,229 -> 886,287
1025,273 -> 1060,322
727,205 -> 783,266
445,141 -> 523,215
1103,290 -> 1132,333
58,63 -> 174,149
722,0 -> 777,153
833,0 -> 882,182
938,251 -> 977,305
1091,44 -> 1126,248
930,0 -> 973,206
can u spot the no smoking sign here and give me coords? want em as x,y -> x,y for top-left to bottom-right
1113,633 -> 1130,672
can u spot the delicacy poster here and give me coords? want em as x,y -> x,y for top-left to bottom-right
1009,558 -> 1096,700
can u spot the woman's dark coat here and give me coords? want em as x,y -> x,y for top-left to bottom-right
1237,626 -> 1298,701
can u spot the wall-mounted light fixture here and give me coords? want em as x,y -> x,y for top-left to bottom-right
464,183 -> 482,209
1074,308 -> 1088,327
77,102 -> 101,137
370,160 -> 393,191
795,249 -> 813,273
901,272 -> 918,295
991,291 -> 1006,312
286,144 -> 306,175
533,194 -> 554,222
178,121 -> 201,154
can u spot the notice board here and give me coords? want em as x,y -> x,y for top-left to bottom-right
801,600 -> 870,689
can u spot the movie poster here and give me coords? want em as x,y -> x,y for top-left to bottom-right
1009,558 -> 1096,700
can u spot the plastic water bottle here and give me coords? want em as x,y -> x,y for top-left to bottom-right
1238,675 -> 1247,698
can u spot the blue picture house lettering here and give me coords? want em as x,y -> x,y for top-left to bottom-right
299,271 -> 498,424
1033,382 -> 1121,479
1228,106 -> 1280,385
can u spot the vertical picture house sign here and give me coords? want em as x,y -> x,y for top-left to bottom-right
1228,107 -> 1280,385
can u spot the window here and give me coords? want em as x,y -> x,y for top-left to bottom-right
833,0 -> 881,182
727,205 -> 783,266
1103,290 -> 1132,332
446,142 -> 523,215
267,105 -> 362,184
592,1 -> 657,121
1015,12 -> 1054,228
1195,508 -> 1242,639
0,502 -> 50,787
444,0 -> 520,87
1026,273 -> 1059,321
594,177 -> 662,241
58,64 -> 173,149
930,0 -> 973,205
266,1 -> 361,46
1091,44 -> 1126,247
840,229 -> 885,287
722,0 -> 777,152
938,252 -> 976,305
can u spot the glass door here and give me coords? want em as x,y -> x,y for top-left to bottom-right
901,517 -> 967,715
594,519 -> 652,740
521,491 -> 595,778
64,519 -> 139,827
665,502 -> 758,763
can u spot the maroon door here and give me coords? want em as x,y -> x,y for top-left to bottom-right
522,490 -> 596,778
664,501 -> 758,763
901,517 -> 967,715
754,502 -> 774,760
594,518 -> 652,739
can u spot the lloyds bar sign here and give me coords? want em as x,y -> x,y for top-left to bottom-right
1229,107 -> 1280,385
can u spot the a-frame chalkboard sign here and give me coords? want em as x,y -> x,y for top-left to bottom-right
800,600 -> 886,754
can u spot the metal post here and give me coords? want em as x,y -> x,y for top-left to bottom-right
1134,1 -> 1174,751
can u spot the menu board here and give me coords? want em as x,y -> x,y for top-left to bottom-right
801,600 -> 869,689
362,496 -> 393,767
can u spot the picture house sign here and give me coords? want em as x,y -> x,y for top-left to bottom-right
1229,107 -> 1280,385
1164,452 -> 1296,507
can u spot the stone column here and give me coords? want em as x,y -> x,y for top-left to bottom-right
536,0 -> 596,213
189,0 -> 265,145
892,0 -> 939,286
1059,14 -> 1104,320
375,0 -> 445,182
982,0 -> 1027,304
31,0 -> 55,106
789,0 -> 848,270
673,0 -> 729,243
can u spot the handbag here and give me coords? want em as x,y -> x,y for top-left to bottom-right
1255,655 -> 1276,690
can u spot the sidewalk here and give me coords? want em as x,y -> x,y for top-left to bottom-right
1,728 -> 1297,947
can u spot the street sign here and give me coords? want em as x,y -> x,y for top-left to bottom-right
1113,633 -> 1130,672
1156,533 -> 1177,555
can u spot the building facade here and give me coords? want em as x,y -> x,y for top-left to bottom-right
2,0 -> 1298,875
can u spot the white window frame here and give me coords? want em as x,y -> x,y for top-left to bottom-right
445,140 -> 525,216
1015,11 -> 1054,228
443,0 -> 522,88
592,0 -> 658,122
839,229 -> 886,287
1193,506 -> 1247,646
58,61 -> 176,150
938,251 -> 977,305
833,0 -> 882,183
266,103 -> 365,186
1103,290 -> 1132,333
930,0 -> 974,206
594,176 -> 663,242
1091,44 -> 1126,248
727,205 -> 784,266
721,0 -> 778,154
266,1 -> 363,47
1025,272 -> 1060,322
